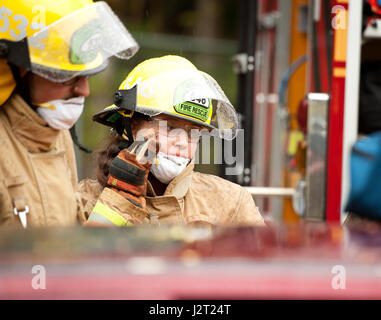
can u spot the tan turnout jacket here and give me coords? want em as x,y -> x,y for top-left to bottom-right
81,161 -> 265,227
0,94 -> 263,228
0,94 -> 84,227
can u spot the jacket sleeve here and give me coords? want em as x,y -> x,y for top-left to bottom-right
76,179 -> 103,223
230,187 -> 266,226
85,187 -> 149,226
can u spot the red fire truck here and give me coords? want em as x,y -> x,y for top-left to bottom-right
236,0 -> 365,225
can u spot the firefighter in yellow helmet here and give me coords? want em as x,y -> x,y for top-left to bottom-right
0,0 -> 138,228
80,55 -> 265,227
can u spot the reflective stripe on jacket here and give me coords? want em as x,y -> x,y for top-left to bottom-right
0,94 -> 82,227
80,161 -> 265,227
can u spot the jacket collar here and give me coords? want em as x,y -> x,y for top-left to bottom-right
4,94 -> 60,152
147,159 -> 194,199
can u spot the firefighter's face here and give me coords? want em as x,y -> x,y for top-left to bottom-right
27,73 -> 90,104
131,115 -> 203,159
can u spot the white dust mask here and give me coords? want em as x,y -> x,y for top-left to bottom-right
36,96 -> 85,130
150,151 -> 190,184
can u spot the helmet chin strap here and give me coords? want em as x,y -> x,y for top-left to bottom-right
115,113 -> 134,151
112,85 -> 137,149
122,114 -> 134,143
70,125 -> 92,153
10,63 -> 28,104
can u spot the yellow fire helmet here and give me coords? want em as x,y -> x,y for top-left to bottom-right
93,55 -> 239,140
0,0 -> 139,105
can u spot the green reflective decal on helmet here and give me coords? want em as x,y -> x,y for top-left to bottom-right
174,100 -> 210,122
70,19 -> 103,65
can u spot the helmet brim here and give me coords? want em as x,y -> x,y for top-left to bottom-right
31,59 -> 109,83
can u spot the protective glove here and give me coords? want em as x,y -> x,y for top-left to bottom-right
107,136 -> 157,210
84,133 -> 157,227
